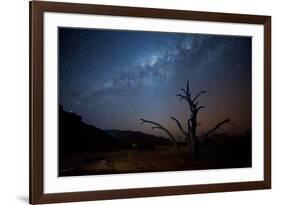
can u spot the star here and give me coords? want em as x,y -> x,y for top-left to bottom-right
59,27 -> 252,135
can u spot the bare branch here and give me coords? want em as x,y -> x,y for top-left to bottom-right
140,118 -> 181,158
176,94 -> 186,101
171,116 -> 188,136
140,119 -> 176,142
192,90 -> 206,102
140,119 -> 160,127
197,106 -> 205,111
181,88 -> 187,94
203,118 -> 230,137
151,126 -> 159,129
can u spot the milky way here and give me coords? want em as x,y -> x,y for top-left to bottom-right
59,28 -> 251,139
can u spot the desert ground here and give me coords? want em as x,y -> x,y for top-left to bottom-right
59,135 -> 251,176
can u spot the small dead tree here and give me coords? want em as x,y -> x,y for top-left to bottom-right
176,81 -> 229,157
141,80 -> 230,159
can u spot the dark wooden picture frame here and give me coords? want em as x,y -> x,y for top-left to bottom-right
30,1 -> 271,204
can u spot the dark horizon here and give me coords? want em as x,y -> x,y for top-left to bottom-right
59,27 -> 252,139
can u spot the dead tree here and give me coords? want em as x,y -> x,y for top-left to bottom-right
176,81 -> 229,157
141,80 -> 230,159
175,81 -> 205,157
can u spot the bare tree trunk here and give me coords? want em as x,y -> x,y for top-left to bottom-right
186,120 -> 192,156
177,81 -> 205,158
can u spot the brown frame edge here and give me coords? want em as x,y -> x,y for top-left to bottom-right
29,1 -> 271,204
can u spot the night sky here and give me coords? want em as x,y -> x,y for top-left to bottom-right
59,27 -> 251,139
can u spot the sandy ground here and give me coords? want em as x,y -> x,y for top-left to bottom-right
59,139 -> 251,176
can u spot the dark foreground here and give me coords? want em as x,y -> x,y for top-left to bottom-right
59,106 -> 251,176
59,135 -> 251,176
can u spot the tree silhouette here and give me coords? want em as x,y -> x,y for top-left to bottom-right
141,80 -> 230,159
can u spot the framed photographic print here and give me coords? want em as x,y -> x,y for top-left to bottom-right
30,0 -> 271,204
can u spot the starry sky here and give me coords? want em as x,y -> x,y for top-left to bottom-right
59,27 -> 252,140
